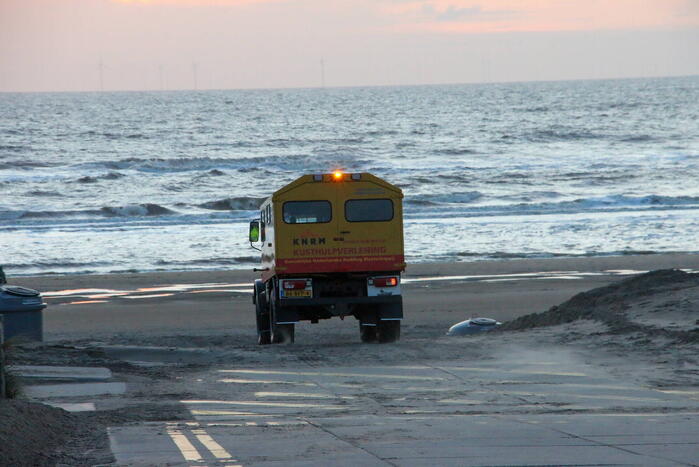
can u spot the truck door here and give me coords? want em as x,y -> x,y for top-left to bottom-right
334,179 -> 404,272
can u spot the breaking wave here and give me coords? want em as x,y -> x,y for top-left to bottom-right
26,190 -> 63,197
76,156 -> 264,172
405,194 -> 699,219
155,257 -> 258,266
2,260 -> 112,270
453,250 -> 666,260
7,194 -> 698,225
525,128 -> 605,142
10,203 -> 177,219
0,160 -> 59,169
433,148 -> 477,156
197,197 -> 265,211
75,172 -> 126,183
79,130 -> 149,140
100,203 -> 176,217
73,153 -> 371,174
407,191 -> 483,205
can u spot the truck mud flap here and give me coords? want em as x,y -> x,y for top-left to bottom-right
274,305 -> 299,324
378,300 -> 403,321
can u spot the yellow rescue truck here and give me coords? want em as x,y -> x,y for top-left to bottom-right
248,172 -> 405,344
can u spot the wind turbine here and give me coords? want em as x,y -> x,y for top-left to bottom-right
158,64 -> 165,91
320,58 -> 326,88
98,58 -> 104,91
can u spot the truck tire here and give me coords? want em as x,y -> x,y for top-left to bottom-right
359,323 -> 377,343
256,297 -> 271,345
378,320 -> 400,343
255,281 -> 271,345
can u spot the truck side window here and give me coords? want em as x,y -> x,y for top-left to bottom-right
283,201 -> 332,224
345,199 -> 393,222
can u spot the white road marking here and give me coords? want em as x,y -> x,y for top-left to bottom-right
656,389 -> 699,399
184,399 -> 346,409
439,366 -> 587,377
219,369 -> 447,381
187,420 -> 306,428
218,378 -> 316,386
190,410 -> 275,417
254,391 -> 338,398
505,391 -> 669,402
46,402 -> 96,412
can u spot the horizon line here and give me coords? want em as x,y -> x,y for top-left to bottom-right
1,73 -> 697,95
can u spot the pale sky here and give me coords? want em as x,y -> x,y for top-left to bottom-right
1,0 -> 698,92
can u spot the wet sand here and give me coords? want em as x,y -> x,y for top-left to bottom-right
12,252 -> 699,341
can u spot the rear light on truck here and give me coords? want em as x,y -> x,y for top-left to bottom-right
312,173 -> 361,182
282,279 -> 310,290
280,278 -> 313,299
370,277 -> 399,287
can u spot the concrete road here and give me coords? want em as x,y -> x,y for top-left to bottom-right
106,347 -> 699,466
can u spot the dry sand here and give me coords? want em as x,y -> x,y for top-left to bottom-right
2,253 -> 699,465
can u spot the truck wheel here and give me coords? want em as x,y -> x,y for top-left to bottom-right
359,323 -> 377,343
256,298 -> 271,345
258,329 -> 271,345
378,320 -> 400,343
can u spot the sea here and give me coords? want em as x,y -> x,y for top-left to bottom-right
1,76 -> 698,276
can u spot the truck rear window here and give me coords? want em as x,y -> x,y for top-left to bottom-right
345,199 -> 394,222
283,201 -> 332,224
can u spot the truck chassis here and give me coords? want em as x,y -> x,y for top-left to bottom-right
253,274 -> 402,344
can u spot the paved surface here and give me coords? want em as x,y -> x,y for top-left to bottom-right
11,364 -> 127,399
9,365 -> 112,381
107,348 -> 699,466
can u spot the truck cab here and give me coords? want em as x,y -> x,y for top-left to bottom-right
249,172 -> 405,344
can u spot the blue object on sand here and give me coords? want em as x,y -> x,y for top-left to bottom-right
0,285 -> 47,341
447,317 -> 501,336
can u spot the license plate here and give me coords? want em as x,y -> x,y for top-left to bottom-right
283,290 -> 311,298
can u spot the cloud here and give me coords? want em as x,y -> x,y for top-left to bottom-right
676,0 -> 699,17
421,4 -> 518,23
111,0 -> 284,5
381,0 -> 699,34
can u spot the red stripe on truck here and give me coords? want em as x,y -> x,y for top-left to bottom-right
276,255 -> 405,274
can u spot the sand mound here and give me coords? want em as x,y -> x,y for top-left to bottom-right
0,400 -> 80,466
502,269 -> 699,342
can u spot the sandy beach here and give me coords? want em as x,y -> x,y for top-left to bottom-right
12,252 -> 699,341
3,253 -> 699,465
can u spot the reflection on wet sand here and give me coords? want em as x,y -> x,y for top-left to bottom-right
44,268 -> 693,306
